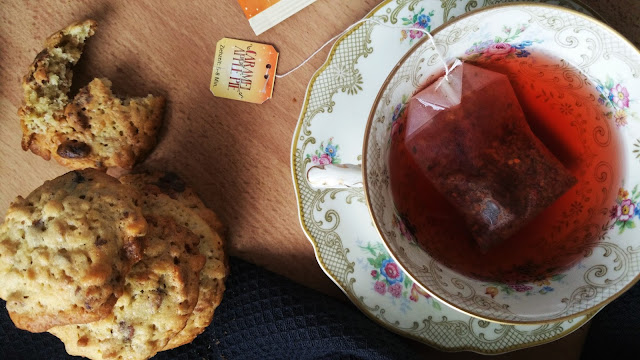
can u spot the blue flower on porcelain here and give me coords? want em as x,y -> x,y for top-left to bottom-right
325,144 -> 338,158
380,258 -> 404,285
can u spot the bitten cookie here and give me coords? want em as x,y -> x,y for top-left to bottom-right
49,216 -> 205,360
60,78 -> 165,169
19,19 -> 96,161
18,20 -> 165,170
0,169 -> 147,332
119,172 -> 227,349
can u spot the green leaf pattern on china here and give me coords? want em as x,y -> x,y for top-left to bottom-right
362,242 -> 439,307
400,8 -> 435,44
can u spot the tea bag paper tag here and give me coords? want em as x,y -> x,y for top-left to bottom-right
210,38 -> 278,104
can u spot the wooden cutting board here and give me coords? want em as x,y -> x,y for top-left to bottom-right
0,1 -> 637,359
0,0 -> 380,297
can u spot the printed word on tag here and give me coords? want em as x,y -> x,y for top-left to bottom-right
210,38 -> 278,104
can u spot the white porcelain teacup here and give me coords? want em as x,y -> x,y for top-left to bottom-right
307,3 -> 640,324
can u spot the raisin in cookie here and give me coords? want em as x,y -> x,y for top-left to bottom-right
59,77 -> 165,169
138,171 -> 224,235
119,172 -> 227,349
49,216 -> 205,360
0,169 -> 147,332
19,20 -> 165,170
19,19 -> 96,161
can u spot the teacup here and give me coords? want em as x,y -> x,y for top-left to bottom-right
307,3 -> 640,324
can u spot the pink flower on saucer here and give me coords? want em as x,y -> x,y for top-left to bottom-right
409,24 -> 424,39
610,84 -> 630,108
318,153 -> 332,165
381,259 -> 403,284
509,283 -> 533,292
615,199 -> 636,222
485,42 -> 515,56
388,283 -> 403,298
311,153 -> 333,165
374,281 -> 386,295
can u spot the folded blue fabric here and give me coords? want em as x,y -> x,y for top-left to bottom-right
581,280 -> 640,359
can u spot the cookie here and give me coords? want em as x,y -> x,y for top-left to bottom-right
0,169 -> 147,332
119,172 -> 227,349
60,78 -> 165,169
18,19 -> 96,163
18,20 -> 165,170
49,216 -> 205,360
138,171 -> 224,235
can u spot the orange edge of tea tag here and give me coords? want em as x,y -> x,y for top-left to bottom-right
210,38 -> 279,104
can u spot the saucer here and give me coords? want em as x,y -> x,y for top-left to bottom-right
291,0 -> 599,354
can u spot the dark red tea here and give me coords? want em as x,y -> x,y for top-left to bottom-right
389,54 -> 625,283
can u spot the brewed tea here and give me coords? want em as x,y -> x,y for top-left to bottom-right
389,55 -> 624,283
402,63 -> 576,250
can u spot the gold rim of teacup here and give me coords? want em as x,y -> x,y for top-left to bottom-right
362,2 -> 640,326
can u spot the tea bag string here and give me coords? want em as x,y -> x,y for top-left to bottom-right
275,17 -> 452,81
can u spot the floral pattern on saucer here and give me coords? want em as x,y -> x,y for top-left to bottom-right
610,186 -> 640,233
400,8 -> 435,44
596,77 -> 637,127
291,0 -> 599,354
306,137 -> 342,165
365,4 -> 640,323
362,242 -> 440,308
485,274 -> 567,299
463,24 -> 542,60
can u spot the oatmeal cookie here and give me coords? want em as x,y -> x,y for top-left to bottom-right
119,172 -> 227,349
0,169 -> 147,332
18,20 -> 165,170
135,171 -> 224,235
49,216 -> 205,360
19,19 -> 96,161
59,78 -> 165,169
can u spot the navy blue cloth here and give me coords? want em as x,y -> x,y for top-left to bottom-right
2,256 -> 638,359
0,257 -> 419,360
581,281 -> 640,359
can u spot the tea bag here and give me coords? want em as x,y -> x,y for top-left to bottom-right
402,62 -> 576,250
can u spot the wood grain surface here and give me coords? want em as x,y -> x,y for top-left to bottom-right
0,0 -> 637,358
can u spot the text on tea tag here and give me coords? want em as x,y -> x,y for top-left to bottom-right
210,38 -> 279,104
